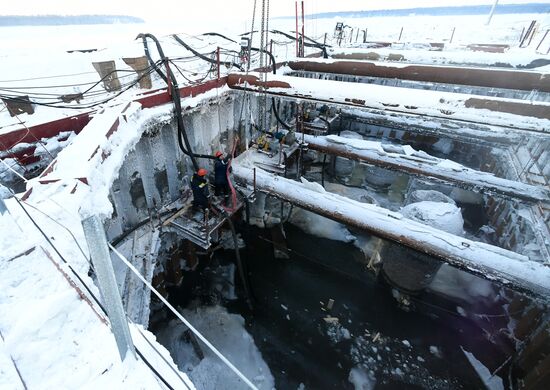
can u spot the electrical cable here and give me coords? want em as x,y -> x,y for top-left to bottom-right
201,32 -> 237,43
108,243 -> 260,390
172,35 -> 243,71
8,194 -> 182,389
0,64 -> 160,110
139,33 -> 220,171
12,195 -> 184,389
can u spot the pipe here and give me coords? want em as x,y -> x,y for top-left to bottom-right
300,133 -> 550,203
225,215 -> 253,310
232,162 -> 550,299
287,59 -> 550,93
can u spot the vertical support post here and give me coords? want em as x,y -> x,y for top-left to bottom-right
301,1 -> 305,56
350,28 -> 354,43
295,1 -> 299,57
536,29 -> 549,52
355,29 -> 359,42
363,28 -> 368,43
216,47 -> 221,81
81,215 -> 136,361
486,0 -> 499,25
323,33 -> 327,46
165,60 -> 172,96
520,27 -> 526,43
450,27 -> 456,44
398,27 -> 403,41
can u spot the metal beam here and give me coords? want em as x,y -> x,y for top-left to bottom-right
232,161 -> 550,298
287,59 -> 550,93
300,133 -> 550,203
226,73 -> 550,135
82,214 -> 136,361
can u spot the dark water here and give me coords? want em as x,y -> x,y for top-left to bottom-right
153,220 -> 516,389
224,224 -> 495,389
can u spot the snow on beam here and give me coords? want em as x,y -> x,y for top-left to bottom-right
300,133 -> 550,203
232,161 -> 550,298
226,73 -> 550,135
287,59 -> 550,93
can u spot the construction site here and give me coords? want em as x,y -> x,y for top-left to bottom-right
0,2 -> 549,389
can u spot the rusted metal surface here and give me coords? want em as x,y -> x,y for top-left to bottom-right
287,60 -> 550,93
466,44 -> 509,53
465,97 -> 550,120
301,133 -> 550,203
232,162 -> 550,298
92,61 -> 121,92
122,56 -> 152,89
227,72 -> 550,135
1,96 -> 35,117
227,74 -> 291,89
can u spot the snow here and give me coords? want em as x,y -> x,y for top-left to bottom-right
233,72 -> 550,132
300,133 -> 550,202
0,73 -> 230,389
156,305 -> 274,390
289,178 -> 356,243
348,366 -> 376,390
401,201 -> 465,236
290,207 -> 355,243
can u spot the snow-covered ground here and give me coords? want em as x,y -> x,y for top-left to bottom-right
1,8 -> 549,390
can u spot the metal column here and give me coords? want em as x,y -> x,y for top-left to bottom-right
82,214 -> 136,361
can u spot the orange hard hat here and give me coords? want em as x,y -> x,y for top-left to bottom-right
197,168 -> 208,176
215,151 -> 223,158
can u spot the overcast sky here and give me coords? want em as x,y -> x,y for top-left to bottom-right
1,0 -> 542,22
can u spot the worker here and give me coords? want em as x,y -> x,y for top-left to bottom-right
214,151 -> 231,203
191,168 -> 210,212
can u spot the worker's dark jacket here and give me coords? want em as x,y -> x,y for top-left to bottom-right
191,174 -> 209,207
214,158 -> 231,185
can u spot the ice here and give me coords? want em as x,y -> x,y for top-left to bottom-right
401,201 -> 464,236
462,348 -> 504,390
348,366 -> 376,390
156,305 -> 274,390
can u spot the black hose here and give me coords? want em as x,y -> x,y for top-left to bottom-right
138,33 -> 218,170
249,47 -> 276,74
172,34 -> 243,71
271,29 -> 329,58
137,34 -> 168,84
202,32 -> 237,43
272,98 -> 291,130
225,216 -> 253,310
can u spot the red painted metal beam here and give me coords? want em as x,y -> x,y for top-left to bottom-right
0,77 -> 228,153
287,60 -> 550,93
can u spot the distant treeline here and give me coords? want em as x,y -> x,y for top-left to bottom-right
0,15 -> 145,26
278,3 -> 550,19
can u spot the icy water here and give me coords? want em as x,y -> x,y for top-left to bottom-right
225,224 -> 502,389
154,219 -> 521,389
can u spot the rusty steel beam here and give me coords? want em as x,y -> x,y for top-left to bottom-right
287,59 -> 550,93
232,161 -> 550,298
300,133 -> 550,203
226,73 -> 550,134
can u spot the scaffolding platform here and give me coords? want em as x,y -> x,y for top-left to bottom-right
162,197 -> 242,250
